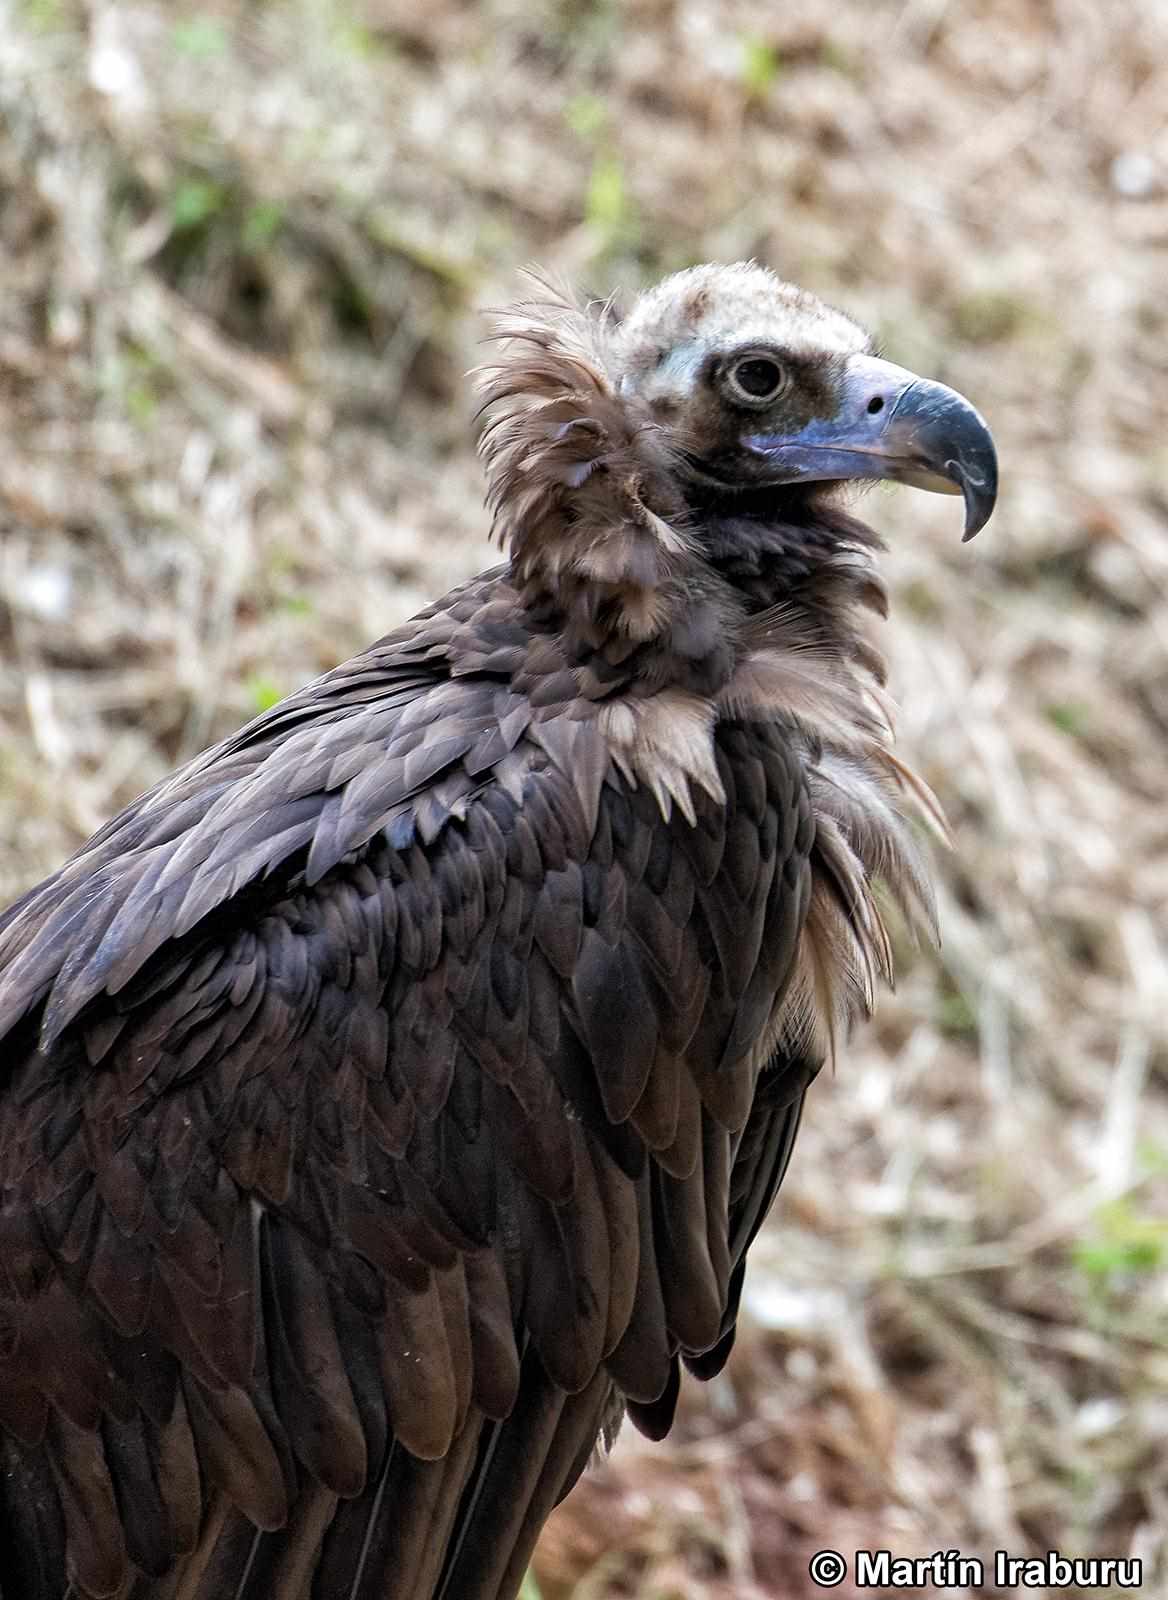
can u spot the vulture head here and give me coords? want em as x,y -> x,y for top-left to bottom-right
607,263 -> 996,540
478,262 -> 996,633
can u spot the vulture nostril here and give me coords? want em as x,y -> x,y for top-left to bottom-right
867,395 -> 885,416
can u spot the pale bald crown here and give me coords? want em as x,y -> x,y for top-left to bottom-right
608,261 -> 872,404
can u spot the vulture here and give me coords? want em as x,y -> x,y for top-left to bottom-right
0,262 -> 996,1600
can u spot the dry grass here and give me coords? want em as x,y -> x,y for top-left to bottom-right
1,0 -> 1166,1594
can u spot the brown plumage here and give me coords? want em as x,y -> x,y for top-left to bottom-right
0,262 -> 996,1599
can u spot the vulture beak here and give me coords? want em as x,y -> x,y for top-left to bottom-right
746,353 -> 998,540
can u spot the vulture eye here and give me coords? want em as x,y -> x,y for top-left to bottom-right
725,355 -> 787,406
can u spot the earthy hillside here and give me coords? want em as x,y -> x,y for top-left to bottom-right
1,2 -> 1165,1594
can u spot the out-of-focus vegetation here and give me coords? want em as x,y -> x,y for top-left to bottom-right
1,1 -> 1165,1594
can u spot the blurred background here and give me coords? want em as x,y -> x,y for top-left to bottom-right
1,1 -> 1166,1594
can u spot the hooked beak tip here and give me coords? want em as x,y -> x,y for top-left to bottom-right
953,460 -> 997,542
887,376 -> 998,540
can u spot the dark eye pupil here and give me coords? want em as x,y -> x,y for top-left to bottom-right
734,358 -> 781,398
